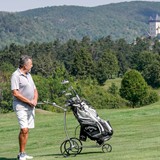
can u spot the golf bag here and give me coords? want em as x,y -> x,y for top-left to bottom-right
67,97 -> 113,145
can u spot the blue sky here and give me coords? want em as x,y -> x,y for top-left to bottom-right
0,0 -> 159,12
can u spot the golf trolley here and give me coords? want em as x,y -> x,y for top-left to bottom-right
40,80 -> 113,157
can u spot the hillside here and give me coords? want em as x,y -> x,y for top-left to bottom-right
0,1 -> 160,49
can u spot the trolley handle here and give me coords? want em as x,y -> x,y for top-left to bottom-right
38,101 -> 67,112
38,100 -> 70,140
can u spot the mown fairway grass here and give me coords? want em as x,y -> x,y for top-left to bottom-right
0,101 -> 160,160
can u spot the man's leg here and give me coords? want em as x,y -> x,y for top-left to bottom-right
19,128 -> 29,153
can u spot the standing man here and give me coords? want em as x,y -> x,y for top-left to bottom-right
11,55 -> 38,160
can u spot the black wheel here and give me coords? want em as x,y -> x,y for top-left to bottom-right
60,139 -> 79,157
70,137 -> 83,154
60,140 -> 69,157
69,139 -> 80,154
102,144 -> 112,153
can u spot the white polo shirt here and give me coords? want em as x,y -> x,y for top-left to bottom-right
11,68 -> 36,111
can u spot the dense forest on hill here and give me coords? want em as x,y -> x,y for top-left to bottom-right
0,36 -> 160,112
0,1 -> 160,49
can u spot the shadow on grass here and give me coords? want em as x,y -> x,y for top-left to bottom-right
36,153 -> 62,158
0,158 -> 17,160
38,151 -> 103,158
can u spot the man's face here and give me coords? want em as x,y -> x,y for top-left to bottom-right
24,59 -> 33,72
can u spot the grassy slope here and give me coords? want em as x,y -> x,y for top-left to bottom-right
103,78 -> 122,90
0,100 -> 160,160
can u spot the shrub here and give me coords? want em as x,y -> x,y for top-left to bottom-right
140,89 -> 159,106
120,69 -> 148,107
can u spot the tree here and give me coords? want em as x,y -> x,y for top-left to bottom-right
132,37 -> 151,53
114,38 -> 131,76
72,47 -> 94,78
107,82 -> 119,95
32,52 -> 58,76
95,50 -> 119,85
133,51 -> 156,72
0,71 -> 12,112
152,39 -> 160,54
142,62 -> 160,88
120,69 -> 148,107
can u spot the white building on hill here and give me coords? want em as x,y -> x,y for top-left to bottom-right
149,14 -> 160,38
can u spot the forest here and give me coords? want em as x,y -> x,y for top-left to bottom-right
0,35 -> 160,113
1,1 -> 160,49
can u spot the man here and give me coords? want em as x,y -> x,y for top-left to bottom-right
11,55 -> 38,160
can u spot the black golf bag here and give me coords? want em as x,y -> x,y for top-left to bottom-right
67,97 -> 113,145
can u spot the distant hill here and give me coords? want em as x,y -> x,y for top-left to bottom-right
0,1 -> 160,49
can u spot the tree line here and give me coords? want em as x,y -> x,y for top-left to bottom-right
0,36 -> 160,112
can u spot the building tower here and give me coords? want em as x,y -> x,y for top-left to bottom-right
149,14 -> 160,38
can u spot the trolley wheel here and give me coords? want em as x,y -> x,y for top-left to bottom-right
70,137 -> 83,154
102,144 -> 112,153
60,139 -> 79,157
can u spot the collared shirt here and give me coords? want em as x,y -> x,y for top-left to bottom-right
11,68 -> 36,111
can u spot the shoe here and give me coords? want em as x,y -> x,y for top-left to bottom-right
17,152 -> 33,160
17,153 -> 26,160
25,153 -> 33,159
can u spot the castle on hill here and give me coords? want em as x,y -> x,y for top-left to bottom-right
149,14 -> 160,38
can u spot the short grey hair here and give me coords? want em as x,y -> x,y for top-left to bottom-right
19,55 -> 32,68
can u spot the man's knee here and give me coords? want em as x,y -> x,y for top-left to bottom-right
20,128 -> 29,135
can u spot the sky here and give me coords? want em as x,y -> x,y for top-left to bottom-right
0,0 -> 159,12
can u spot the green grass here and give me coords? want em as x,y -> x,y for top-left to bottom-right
103,78 -> 122,90
0,101 -> 160,160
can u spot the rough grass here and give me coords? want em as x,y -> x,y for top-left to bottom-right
103,78 -> 122,91
0,101 -> 160,160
